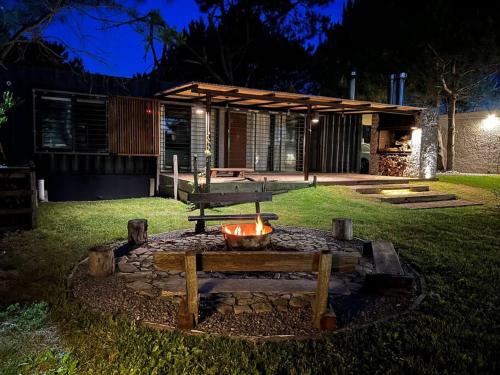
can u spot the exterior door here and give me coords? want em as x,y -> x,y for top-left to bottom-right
228,112 -> 247,167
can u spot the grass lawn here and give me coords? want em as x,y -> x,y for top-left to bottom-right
1,176 -> 499,374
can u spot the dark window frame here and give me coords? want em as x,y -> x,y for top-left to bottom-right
33,89 -> 108,154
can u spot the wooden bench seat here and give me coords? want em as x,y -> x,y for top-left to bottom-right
187,213 -> 278,222
210,168 -> 254,178
153,250 -> 335,330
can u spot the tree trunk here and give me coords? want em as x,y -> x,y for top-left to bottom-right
446,96 -> 457,171
333,218 -> 353,240
128,219 -> 148,245
88,246 -> 115,277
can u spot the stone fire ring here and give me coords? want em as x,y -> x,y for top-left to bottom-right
69,226 -> 425,340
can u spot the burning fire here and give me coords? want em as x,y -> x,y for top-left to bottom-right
222,214 -> 269,236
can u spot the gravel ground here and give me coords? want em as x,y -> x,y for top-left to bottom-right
70,226 -> 415,338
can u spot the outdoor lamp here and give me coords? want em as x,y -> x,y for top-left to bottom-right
312,112 -> 320,123
482,114 -> 499,131
194,101 -> 204,115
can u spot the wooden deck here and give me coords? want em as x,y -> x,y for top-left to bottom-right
159,172 -> 426,202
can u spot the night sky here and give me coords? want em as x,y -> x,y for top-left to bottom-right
44,0 -> 344,78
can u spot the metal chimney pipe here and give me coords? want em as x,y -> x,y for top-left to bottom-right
397,72 -> 407,105
387,74 -> 396,104
348,70 -> 356,100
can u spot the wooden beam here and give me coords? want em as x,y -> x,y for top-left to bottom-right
154,251 -> 320,272
155,83 -> 199,97
188,191 -> 272,204
313,250 -> 332,328
184,250 -> 198,325
303,107 -> 312,181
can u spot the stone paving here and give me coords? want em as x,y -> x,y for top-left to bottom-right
113,226 -> 374,314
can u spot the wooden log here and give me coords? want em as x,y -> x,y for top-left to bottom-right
333,218 -> 353,240
88,246 -> 114,277
128,219 -> 148,245
184,250 -> 198,326
313,250 -> 332,328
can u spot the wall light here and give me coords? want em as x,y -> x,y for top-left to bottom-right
482,114 -> 499,131
311,112 -> 320,124
194,101 -> 204,115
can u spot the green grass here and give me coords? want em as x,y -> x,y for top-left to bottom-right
438,174 -> 500,191
1,178 -> 499,374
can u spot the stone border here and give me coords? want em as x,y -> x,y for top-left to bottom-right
66,228 -> 427,342
138,258 -> 427,343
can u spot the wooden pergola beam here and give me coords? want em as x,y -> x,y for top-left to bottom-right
189,87 -> 411,114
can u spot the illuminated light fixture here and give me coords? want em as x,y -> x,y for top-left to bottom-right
194,101 -> 204,115
411,126 -> 418,130
145,106 -> 153,115
482,114 -> 499,131
311,112 -> 320,124
381,188 -> 414,196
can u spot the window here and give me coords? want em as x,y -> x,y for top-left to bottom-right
35,91 -> 107,153
160,104 -> 191,171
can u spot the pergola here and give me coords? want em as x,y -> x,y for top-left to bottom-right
155,82 -> 423,180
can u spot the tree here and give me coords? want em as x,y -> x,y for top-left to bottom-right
0,91 -> 15,162
314,0 -> 500,170
155,0 -> 333,91
0,0 -> 147,70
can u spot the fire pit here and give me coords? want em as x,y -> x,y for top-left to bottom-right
221,215 -> 273,250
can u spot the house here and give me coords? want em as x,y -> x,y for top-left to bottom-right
1,68 -> 438,201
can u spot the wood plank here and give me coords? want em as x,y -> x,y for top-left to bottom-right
184,250 -> 198,325
376,192 -> 456,204
397,199 -> 482,209
314,250 -> 333,328
154,250 -> 359,273
160,277 -> 351,295
0,190 -> 32,197
371,240 -> 404,276
188,191 -> 272,204
154,251 -> 319,272
187,213 -> 278,222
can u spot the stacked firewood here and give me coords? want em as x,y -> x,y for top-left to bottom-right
379,155 -> 408,176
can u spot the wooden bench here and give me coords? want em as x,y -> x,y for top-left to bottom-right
210,168 -> 254,178
153,250 -> 334,330
188,191 -> 278,233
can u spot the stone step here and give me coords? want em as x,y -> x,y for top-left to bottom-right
324,178 -> 411,186
157,277 -> 351,296
349,184 -> 430,194
397,199 -> 482,209
370,191 -> 456,204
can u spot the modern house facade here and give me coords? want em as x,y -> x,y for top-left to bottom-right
1,68 -> 438,201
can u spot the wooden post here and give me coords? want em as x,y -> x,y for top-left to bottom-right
88,246 -> 114,277
173,154 -> 178,200
128,219 -> 148,245
303,107 -> 312,181
333,218 -> 353,240
193,155 -> 199,193
313,250 -> 332,328
206,155 -> 211,193
312,175 -> 317,187
184,250 -> 198,327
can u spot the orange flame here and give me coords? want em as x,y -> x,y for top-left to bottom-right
222,214 -> 268,236
255,214 -> 263,236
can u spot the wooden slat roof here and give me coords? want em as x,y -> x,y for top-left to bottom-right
155,82 -> 423,115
